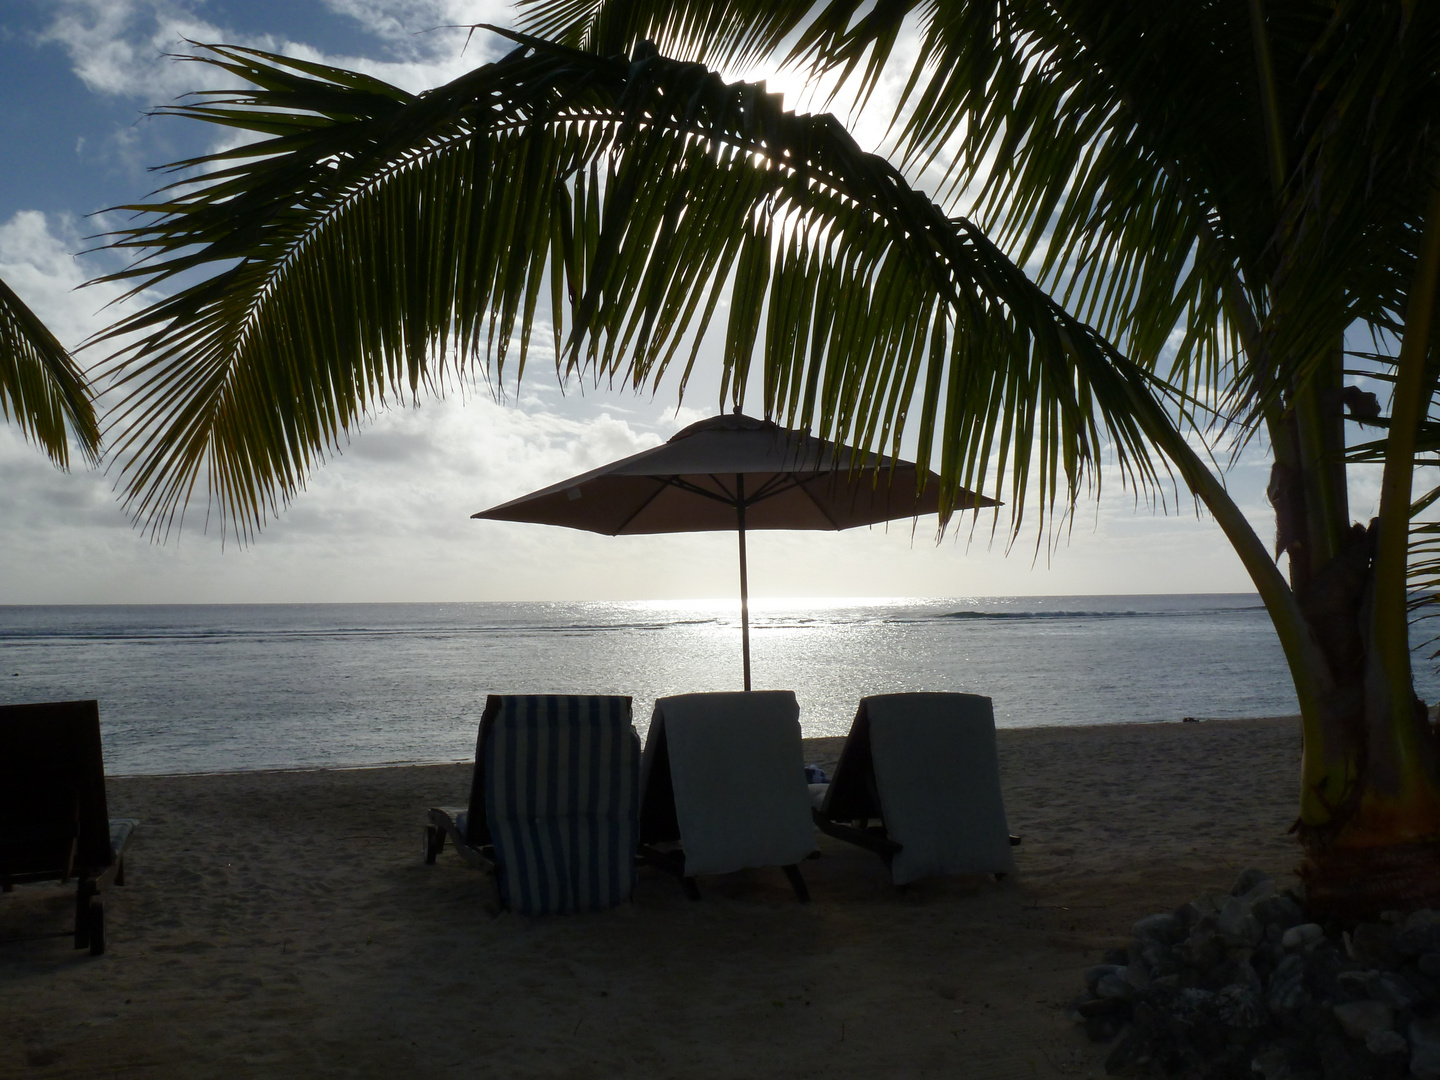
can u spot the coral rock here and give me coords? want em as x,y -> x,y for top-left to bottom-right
1410,1017 -> 1440,1080
1332,1000 -> 1394,1040
1283,923 -> 1325,950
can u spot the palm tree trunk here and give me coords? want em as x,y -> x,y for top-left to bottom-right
1296,175 -> 1440,918
1118,319 -> 1440,918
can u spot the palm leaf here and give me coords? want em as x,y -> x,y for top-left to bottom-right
90,35 -> 1178,543
518,1 -> 1440,428
0,274 -> 100,468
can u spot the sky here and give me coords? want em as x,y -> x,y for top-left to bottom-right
0,0 -> 1348,604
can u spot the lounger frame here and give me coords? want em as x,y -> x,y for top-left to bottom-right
810,718 -> 905,865
423,806 -> 495,872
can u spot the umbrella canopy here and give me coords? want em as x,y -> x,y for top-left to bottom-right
473,411 -> 995,688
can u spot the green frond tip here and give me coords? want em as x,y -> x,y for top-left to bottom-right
0,274 -> 100,469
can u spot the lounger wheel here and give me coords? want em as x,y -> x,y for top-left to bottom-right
423,825 -> 444,864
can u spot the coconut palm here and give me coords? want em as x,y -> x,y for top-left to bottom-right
90,0 -> 1440,915
0,274 -> 99,467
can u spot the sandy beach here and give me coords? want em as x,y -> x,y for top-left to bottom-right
1,717 -> 1302,1078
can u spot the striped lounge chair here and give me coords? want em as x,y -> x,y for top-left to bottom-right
0,700 -> 137,955
810,693 -> 1018,886
425,695 -> 640,915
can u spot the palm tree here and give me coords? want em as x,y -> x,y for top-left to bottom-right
89,1 -> 1440,916
0,274 -> 99,468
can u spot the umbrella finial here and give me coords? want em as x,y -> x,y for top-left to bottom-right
732,403 -> 742,415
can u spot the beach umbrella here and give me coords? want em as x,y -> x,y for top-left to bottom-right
473,410 -> 995,690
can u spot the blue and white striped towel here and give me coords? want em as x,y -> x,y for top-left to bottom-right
482,695 -> 640,915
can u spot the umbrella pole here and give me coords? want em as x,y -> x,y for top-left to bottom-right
736,474 -> 751,692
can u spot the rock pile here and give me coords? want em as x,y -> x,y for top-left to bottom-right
1073,869 -> 1440,1079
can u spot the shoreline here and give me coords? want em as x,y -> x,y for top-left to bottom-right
3,714 -> 1303,1078
98,713 -> 1305,780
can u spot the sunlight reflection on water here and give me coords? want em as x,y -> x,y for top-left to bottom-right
3,596 -> 1435,775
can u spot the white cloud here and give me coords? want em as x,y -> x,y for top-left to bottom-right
0,210 -> 135,350
0,392 -> 660,602
0,379 -> 1264,604
321,0 -> 506,49
37,0 -> 243,102
36,0 -> 512,105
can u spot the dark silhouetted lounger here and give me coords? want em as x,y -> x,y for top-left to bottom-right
0,699 -> 137,955
425,695 -> 640,915
811,693 -> 1017,885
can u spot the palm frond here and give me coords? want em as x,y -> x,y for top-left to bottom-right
518,1 -> 1440,440
0,274 -> 100,468
515,0 -> 818,70
91,35 -> 1176,543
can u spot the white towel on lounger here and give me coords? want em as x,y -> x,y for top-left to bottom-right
646,691 -> 815,877
864,693 -> 1016,883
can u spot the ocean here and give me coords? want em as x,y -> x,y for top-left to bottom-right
3,596 -> 1436,776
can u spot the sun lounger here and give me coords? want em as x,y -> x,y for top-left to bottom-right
811,693 -> 1017,885
0,700 -> 137,955
424,695 -> 640,915
639,691 -> 815,902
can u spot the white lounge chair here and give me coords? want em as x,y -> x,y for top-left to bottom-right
811,693 -> 1017,885
639,691 -> 816,901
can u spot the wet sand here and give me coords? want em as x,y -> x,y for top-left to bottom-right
0,716 -> 1302,1078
